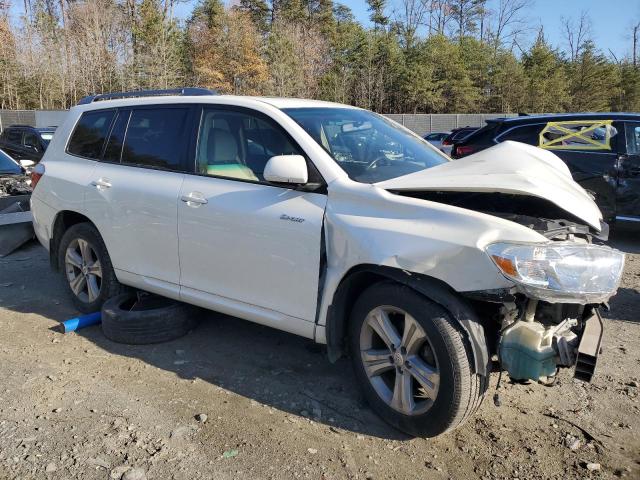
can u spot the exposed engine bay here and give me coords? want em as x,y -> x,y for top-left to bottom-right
394,190 -> 607,241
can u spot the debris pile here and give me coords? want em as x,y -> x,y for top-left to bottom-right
0,175 -> 34,256
0,175 -> 31,197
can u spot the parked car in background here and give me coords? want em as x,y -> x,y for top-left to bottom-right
31,89 -> 624,438
0,148 -> 23,176
0,125 -> 56,162
440,126 -> 477,155
423,132 -> 450,151
452,113 -> 640,224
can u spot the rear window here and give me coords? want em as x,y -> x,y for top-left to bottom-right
67,110 -> 116,159
120,108 -> 189,171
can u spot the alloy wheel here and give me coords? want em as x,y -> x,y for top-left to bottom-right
64,238 -> 102,303
360,306 -> 440,416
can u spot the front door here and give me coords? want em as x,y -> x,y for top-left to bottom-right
84,106 -> 194,286
617,122 -> 640,220
178,106 -> 327,324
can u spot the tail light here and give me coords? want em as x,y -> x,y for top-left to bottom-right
442,138 -> 452,146
30,163 -> 45,188
455,145 -> 476,157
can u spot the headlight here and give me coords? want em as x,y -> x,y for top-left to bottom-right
486,242 -> 625,304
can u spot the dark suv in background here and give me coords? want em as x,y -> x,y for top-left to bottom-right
0,125 -> 56,162
452,113 -> 640,223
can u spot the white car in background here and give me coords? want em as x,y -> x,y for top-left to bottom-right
30,89 -> 624,437
423,131 -> 449,151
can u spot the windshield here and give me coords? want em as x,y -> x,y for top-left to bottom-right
0,149 -> 21,174
283,108 -> 448,183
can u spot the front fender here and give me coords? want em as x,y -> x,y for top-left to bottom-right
325,265 -> 492,376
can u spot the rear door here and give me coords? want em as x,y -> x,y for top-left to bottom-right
617,122 -> 640,220
84,105 -> 195,288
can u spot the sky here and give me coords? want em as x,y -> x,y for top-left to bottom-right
7,0 -> 639,59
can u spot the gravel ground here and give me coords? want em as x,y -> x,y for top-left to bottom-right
0,229 -> 638,480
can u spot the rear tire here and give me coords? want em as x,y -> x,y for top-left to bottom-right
101,292 -> 199,345
349,281 -> 486,437
58,223 -> 125,313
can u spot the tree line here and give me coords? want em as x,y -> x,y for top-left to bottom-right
1,0 -> 640,113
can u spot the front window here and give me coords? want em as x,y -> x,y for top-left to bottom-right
283,108 -> 448,183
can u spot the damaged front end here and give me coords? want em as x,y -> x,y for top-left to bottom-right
461,212 -> 623,385
387,191 -> 623,385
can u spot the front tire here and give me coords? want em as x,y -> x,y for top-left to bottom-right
58,223 -> 125,313
349,282 -> 486,437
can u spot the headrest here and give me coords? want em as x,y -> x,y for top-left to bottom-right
208,128 -> 238,164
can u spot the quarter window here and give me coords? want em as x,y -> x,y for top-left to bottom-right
196,108 -> 302,182
67,110 -> 116,159
121,108 -> 189,171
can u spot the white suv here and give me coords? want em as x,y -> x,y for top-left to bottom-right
31,89 -> 625,437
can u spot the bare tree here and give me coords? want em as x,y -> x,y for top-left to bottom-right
427,0 -> 452,36
393,0 -> 429,49
632,21 -> 640,67
490,0 -> 529,51
561,10 -> 591,62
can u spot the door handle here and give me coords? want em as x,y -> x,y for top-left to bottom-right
180,192 -> 208,206
90,178 -> 112,189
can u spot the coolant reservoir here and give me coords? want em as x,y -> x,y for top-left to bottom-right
499,321 -> 557,381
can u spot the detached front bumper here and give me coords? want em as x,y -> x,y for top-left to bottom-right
574,310 -> 604,382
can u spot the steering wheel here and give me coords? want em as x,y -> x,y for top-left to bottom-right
365,155 -> 391,171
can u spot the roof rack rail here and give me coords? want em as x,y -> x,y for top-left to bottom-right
77,87 -> 218,105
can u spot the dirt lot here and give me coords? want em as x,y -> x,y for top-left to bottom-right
0,230 -> 639,480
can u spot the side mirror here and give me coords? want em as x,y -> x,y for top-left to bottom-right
20,159 -> 35,168
264,155 -> 308,185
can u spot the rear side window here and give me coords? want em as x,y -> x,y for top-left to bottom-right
67,110 -> 116,159
497,124 -> 542,145
539,120 -> 617,151
121,108 -> 189,171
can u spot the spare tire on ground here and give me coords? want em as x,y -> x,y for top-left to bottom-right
101,292 -> 200,344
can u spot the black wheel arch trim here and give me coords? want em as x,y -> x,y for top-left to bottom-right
325,264 -> 491,376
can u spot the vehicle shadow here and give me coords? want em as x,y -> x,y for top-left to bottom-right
74,312 -> 410,440
0,243 -> 408,440
608,223 -> 640,254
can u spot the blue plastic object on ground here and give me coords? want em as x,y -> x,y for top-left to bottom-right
62,312 -> 101,333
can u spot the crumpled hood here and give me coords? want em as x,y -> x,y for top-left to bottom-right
376,141 -> 603,230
